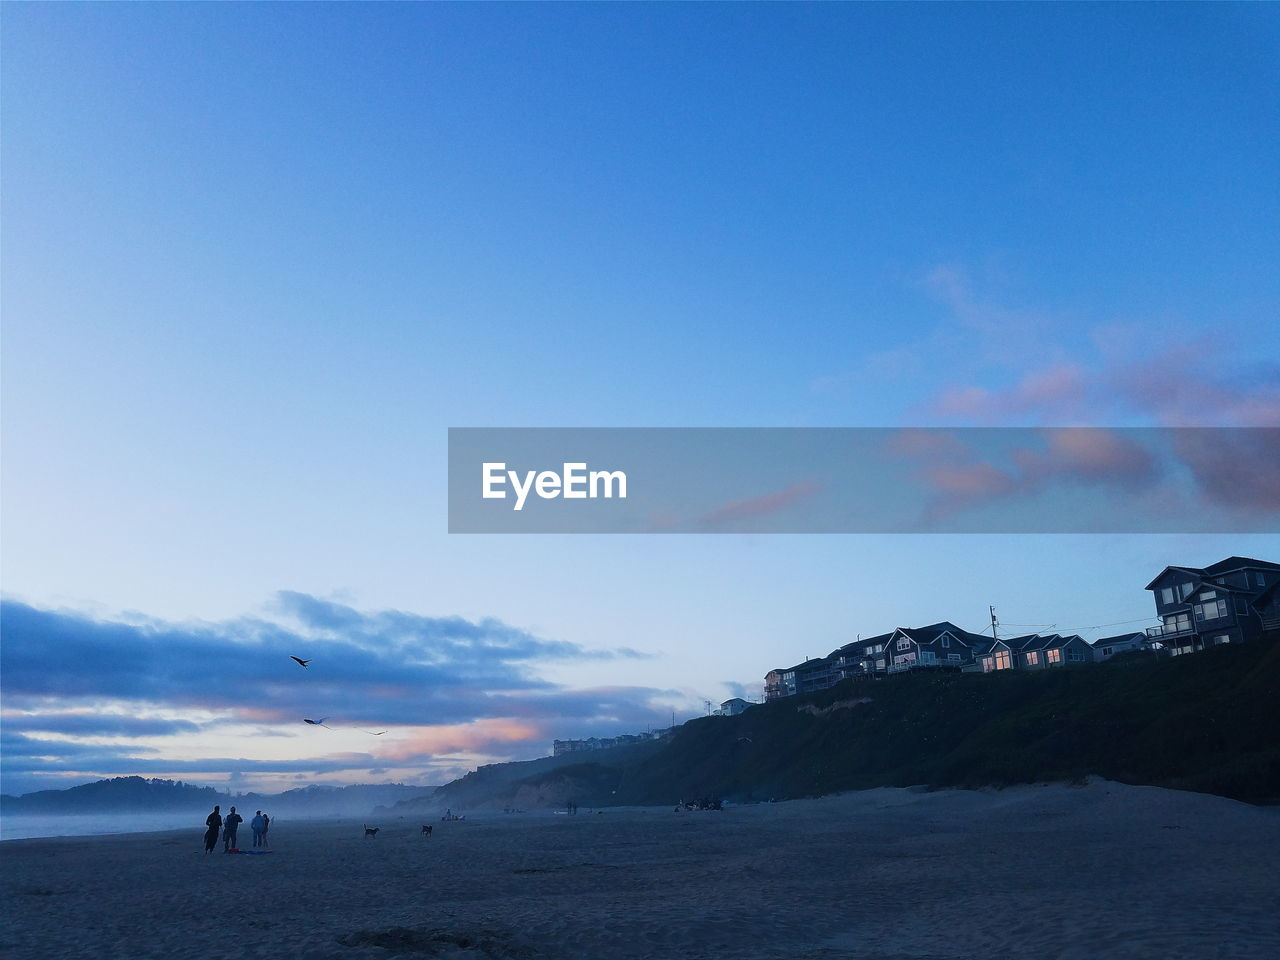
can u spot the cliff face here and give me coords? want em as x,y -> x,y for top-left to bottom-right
434,640 -> 1280,809
430,744 -> 661,810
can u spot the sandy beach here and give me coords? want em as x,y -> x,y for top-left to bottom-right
2,780 -> 1277,960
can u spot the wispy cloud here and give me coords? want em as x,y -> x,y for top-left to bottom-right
887,426 -> 1276,525
699,480 -> 822,529
912,266 -> 1280,428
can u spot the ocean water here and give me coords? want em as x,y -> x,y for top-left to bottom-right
1,812 -> 210,841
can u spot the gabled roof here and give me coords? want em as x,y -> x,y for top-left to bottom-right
896,622 -> 990,647
1145,565 -> 1206,591
992,632 -> 1089,653
1090,632 -> 1147,646
1202,556 -> 1280,576
1146,557 -> 1280,590
1018,634 -> 1062,652
989,634 -> 1039,652
1052,634 -> 1089,647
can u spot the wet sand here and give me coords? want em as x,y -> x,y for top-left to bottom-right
2,780 -> 1277,959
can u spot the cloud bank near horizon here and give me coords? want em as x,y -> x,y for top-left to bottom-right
0,594 -> 677,796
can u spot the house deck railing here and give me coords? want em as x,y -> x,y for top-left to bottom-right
1146,623 -> 1196,639
886,659 -> 962,674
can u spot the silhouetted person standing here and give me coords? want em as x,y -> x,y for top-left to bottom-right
223,806 -> 243,852
251,811 -> 265,847
260,812 -> 270,847
204,805 -> 222,854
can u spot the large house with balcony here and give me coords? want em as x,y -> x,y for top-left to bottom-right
876,622 -> 994,675
1145,557 -> 1280,655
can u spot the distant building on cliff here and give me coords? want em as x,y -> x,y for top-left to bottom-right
552,729 -> 670,757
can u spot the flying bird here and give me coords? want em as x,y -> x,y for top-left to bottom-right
360,729 -> 388,736
303,718 -> 330,727
290,657 -> 313,669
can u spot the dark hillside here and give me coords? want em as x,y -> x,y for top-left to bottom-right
444,640 -> 1280,808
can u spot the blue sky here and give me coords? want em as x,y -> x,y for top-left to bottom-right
2,4 -> 1278,796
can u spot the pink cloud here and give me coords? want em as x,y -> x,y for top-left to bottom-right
908,266 -> 1280,429
934,364 -> 1090,422
1172,428 -> 1280,513
891,427 -> 1163,524
1109,346 -> 1280,427
378,718 -> 546,763
699,480 -> 822,529
1013,428 -> 1159,491
925,339 -> 1280,429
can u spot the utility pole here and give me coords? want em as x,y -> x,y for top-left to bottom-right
705,699 -> 712,716
989,605 -> 999,640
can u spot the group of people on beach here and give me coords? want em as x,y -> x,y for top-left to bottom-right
203,805 -> 271,853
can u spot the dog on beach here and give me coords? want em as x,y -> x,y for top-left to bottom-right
363,825 -> 379,838
421,825 -> 433,837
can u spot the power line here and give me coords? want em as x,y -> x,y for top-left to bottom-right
996,614 -> 1161,634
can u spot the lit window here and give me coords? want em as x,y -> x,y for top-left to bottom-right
994,650 -> 1012,670
1025,651 -> 1039,666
